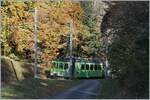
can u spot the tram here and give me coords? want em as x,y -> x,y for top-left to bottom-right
49,57 -> 105,79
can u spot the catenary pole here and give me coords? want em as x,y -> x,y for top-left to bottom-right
105,34 -> 109,79
0,0 -> 2,98
34,7 -> 38,78
68,19 -> 73,79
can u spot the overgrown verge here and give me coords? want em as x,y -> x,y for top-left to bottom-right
97,79 -> 123,99
1,56 -> 47,84
97,79 -> 149,99
1,78 -> 81,99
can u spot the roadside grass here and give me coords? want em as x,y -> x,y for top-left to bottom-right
97,79 -> 123,99
1,78 -> 81,99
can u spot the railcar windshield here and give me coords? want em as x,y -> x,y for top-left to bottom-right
59,63 -> 63,69
64,63 -> 68,69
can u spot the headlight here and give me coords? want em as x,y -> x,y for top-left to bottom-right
51,73 -> 54,75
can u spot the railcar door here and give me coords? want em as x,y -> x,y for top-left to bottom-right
77,62 -> 87,78
64,62 -> 70,78
88,63 -> 95,78
85,63 -> 90,78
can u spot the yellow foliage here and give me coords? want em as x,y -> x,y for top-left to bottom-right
1,0 -> 91,68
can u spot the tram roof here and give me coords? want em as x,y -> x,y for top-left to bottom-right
52,57 -> 103,63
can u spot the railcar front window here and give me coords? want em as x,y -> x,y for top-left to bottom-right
59,63 -> 63,69
52,62 -> 56,67
64,63 -> 68,69
81,64 -> 84,70
57,63 -> 59,68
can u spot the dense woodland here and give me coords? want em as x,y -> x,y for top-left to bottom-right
102,1 -> 149,98
1,0 -> 149,98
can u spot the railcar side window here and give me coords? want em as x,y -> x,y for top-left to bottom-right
97,65 -> 101,70
90,64 -> 93,70
81,64 -> 84,70
94,65 -> 98,70
86,64 -> 89,70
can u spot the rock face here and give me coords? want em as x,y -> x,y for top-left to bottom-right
1,56 -> 35,83
1,57 -> 18,83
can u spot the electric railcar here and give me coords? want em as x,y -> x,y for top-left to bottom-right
49,58 -> 105,79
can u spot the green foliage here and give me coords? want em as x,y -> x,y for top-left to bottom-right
80,1 -> 96,33
73,1 -> 103,58
78,32 -> 103,57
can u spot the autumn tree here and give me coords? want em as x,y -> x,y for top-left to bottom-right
74,1 -> 104,58
1,0 -> 92,69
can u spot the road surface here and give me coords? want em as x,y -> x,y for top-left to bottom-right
49,79 -> 101,99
